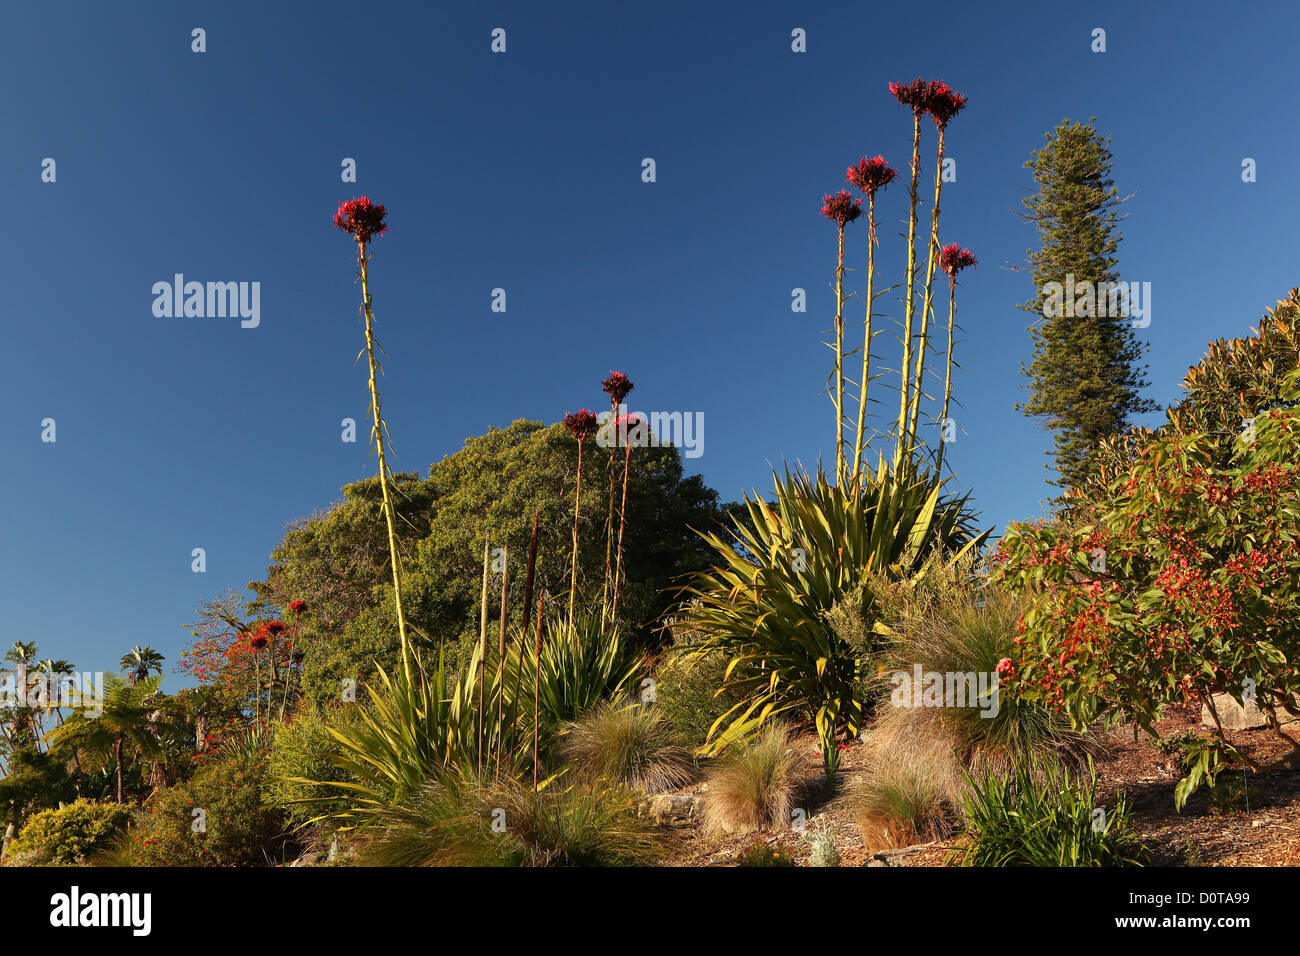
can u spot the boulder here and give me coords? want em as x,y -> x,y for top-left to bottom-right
647,793 -> 699,828
1201,692 -> 1300,731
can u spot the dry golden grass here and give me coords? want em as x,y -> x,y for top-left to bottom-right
561,701 -> 696,794
700,723 -> 800,836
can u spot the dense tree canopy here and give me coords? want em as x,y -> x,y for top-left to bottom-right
252,419 -> 733,706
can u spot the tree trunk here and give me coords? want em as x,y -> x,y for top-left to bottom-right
115,735 -> 124,803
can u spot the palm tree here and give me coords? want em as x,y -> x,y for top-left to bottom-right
120,646 -> 164,686
44,675 -> 169,802
3,642 -> 40,750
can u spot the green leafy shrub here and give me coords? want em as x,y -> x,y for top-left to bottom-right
118,753 -> 291,866
950,758 -> 1146,867
7,800 -> 131,865
652,622 -> 747,748
562,702 -> 695,794
360,771 -> 662,867
264,704 -> 361,826
998,366 -> 1300,807
682,463 -> 983,777
701,724 -> 800,836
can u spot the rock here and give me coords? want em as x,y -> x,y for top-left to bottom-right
289,851 -> 323,867
1200,693 -> 1300,731
647,793 -> 698,828
863,840 -> 943,868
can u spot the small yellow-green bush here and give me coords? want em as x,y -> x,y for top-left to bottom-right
7,799 -> 132,865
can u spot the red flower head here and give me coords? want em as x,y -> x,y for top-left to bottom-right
846,157 -> 898,199
334,196 -> 389,244
925,82 -> 967,130
820,191 -> 862,227
246,631 -> 271,652
601,371 -> 634,407
265,620 -> 287,637
995,657 -> 1014,679
939,243 -> 978,277
888,78 -> 931,114
288,599 -> 307,614
563,409 -> 599,442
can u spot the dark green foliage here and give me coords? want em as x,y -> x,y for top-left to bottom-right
253,420 -> 728,706
1016,120 -> 1156,490
951,758 -> 1147,867
116,753 -> 293,866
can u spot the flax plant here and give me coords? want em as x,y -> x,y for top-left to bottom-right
334,197 -> 411,681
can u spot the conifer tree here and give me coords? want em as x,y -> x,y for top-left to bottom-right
1016,119 -> 1156,489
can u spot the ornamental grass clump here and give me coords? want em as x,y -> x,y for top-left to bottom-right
865,555 -> 1100,807
561,701 -> 696,794
842,754 -> 951,854
700,724 -> 801,836
360,770 -> 662,867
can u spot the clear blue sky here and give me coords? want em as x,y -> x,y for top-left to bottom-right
4,0 -> 1296,681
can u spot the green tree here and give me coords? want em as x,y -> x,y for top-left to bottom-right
44,675 -> 171,802
0,747 -> 74,858
252,419 -> 731,706
1016,119 -> 1156,490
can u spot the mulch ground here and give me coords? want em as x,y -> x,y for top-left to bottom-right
661,704 -> 1300,867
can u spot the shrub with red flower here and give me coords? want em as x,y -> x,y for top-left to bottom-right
996,373 -> 1300,807
334,196 -> 389,244
820,190 -> 862,227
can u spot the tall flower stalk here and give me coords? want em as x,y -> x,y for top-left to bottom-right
904,83 -> 967,453
599,372 -> 633,617
611,413 -> 642,621
820,192 -> 862,486
846,157 -> 898,488
889,80 -> 929,459
563,409 -> 599,626
936,243 -> 976,472
334,197 -> 411,681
